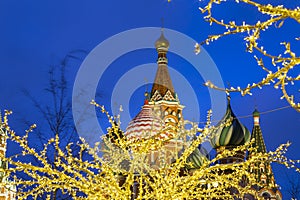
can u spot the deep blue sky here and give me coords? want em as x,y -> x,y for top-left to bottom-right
0,0 -> 299,198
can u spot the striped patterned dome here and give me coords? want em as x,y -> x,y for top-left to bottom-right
186,145 -> 209,169
210,100 -> 250,149
125,103 -> 167,141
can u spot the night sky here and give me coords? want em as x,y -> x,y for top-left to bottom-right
0,0 -> 299,198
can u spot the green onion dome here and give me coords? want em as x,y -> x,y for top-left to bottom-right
178,144 -> 209,170
210,98 -> 250,149
186,145 -> 209,169
252,109 -> 260,117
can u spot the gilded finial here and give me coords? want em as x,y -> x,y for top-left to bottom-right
144,77 -> 148,93
226,82 -> 231,102
155,20 -> 170,50
226,95 -> 231,105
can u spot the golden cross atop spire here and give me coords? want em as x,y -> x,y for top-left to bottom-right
144,77 -> 148,93
144,77 -> 149,97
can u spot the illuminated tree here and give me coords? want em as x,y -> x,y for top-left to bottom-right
1,1 -> 299,198
22,51 -> 86,200
1,104 -> 299,199
191,0 -> 300,111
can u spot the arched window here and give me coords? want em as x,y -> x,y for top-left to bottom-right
261,174 -> 267,184
244,194 -> 255,200
250,164 -> 254,172
260,163 -> 265,173
276,194 -> 282,200
262,192 -> 271,200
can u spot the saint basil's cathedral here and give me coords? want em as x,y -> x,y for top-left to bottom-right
0,31 -> 283,199
118,31 -> 282,199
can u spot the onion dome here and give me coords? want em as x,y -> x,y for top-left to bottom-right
155,31 -> 170,50
210,97 -> 250,149
186,145 -> 209,170
253,109 -> 260,118
125,103 -> 166,141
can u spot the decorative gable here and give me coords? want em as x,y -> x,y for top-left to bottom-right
150,90 -> 162,101
163,90 -> 176,101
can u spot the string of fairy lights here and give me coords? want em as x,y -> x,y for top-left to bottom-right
195,0 -> 300,112
2,105 -> 299,199
197,105 -> 292,124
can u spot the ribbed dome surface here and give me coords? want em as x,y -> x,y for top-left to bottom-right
186,145 -> 209,169
210,102 -> 250,149
125,104 -> 166,140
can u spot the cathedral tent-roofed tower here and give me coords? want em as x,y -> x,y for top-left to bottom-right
124,30 -> 185,168
149,30 -> 184,138
125,30 -> 184,141
151,31 -> 174,100
248,109 -> 282,200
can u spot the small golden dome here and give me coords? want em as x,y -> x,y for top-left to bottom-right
155,32 -> 169,49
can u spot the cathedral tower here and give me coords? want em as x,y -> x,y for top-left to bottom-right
248,109 -> 282,200
125,30 -> 185,168
149,30 -> 184,136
